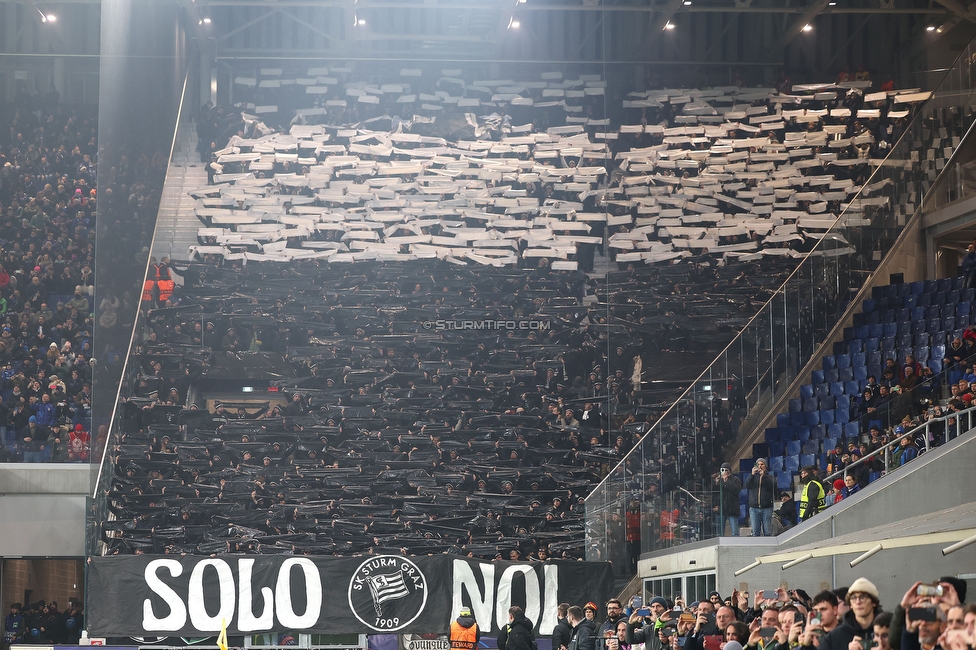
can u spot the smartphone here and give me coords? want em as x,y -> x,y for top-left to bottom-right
636,608 -> 651,617
909,607 -> 938,622
794,612 -> 806,625
762,590 -> 778,600
677,638 -> 687,647
760,627 -> 777,640
633,596 -> 643,609
680,612 -> 696,624
702,636 -> 723,650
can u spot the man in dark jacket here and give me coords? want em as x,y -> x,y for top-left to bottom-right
597,600 -> 626,650
568,605 -> 597,650
800,578 -> 880,650
450,608 -> 481,650
553,603 -> 573,650
745,458 -> 776,536
498,606 -> 537,650
713,462 -> 742,536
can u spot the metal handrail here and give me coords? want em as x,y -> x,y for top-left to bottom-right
823,401 -> 976,484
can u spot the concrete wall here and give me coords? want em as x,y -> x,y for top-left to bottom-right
0,464 -> 89,558
640,430 -> 976,604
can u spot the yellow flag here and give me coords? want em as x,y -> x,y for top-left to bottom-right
217,619 -> 228,650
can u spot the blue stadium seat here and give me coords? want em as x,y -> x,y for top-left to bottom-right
929,358 -> 943,374
897,283 -> 911,297
853,366 -> 867,382
845,380 -> 860,395
824,368 -> 839,382
789,398 -> 802,413
845,422 -> 860,438
791,412 -> 806,426
927,318 -> 942,333
815,383 -> 830,398
739,489 -> 749,505
844,327 -> 857,341
897,321 -> 912,337
768,441 -> 785,457
834,341 -> 849,356
783,455 -> 800,474
963,288 -> 975,302
868,323 -> 884,338
820,409 -> 835,424
740,458 -> 754,472
806,411 -> 821,425
904,295 -> 917,309
839,367 -> 854,381
769,456 -> 785,472
776,413 -> 790,427
810,424 -> 826,438
917,293 -> 932,307
951,276 -> 964,290
949,369 -> 964,385
910,280 -> 925,295
777,472 -> 794,491
896,307 -> 910,321
959,314 -> 971,329
820,395 -> 836,410
827,423 -> 843,439
911,306 -> 925,321
912,321 -> 926,336
943,316 -> 956,331
957,302 -> 971,317
881,337 -> 895,350
811,369 -> 825,384
801,440 -> 819,455
915,332 -> 929,346
852,352 -> 866,367
836,354 -> 851,369
865,337 -> 880,352
947,289 -> 961,303
829,381 -> 845,396
800,453 -> 816,468
898,332 -> 914,347
849,340 -> 864,354
926,305 -> 942,320
835,406 -> 849,423
872,286 -> 886,299
765,428 -> 782,443
862,298 -> 876,312
916,346 -> 930,362
933,343 -> 945,359
822,356 -> 836,370
796,427 -> 812,442
800,384 -> 815,399
823,437 -> 838,452
883,322 -> 898,337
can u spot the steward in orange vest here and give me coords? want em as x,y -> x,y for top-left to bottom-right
450,609 -> 481,650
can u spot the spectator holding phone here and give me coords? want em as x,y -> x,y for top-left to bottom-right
745,458 -> 776,536
801,578 -> 880,650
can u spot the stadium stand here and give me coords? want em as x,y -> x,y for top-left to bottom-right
88,56 -> 975,561
0,105 -> 98,463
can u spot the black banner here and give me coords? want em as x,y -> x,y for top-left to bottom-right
88,555 -> 613,637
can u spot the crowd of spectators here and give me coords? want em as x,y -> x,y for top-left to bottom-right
0,102 -> 97,462
561,576 -> 975,650
3,599 -> 84,647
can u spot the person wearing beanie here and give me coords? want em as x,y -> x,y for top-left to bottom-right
714,463 -> 742,536
801,578 -> 879,650
568,605 -> 597,650
450,607 -> 481,650
745,458 -> 776,536
626,597 -> 670,650
798,466 -> 826,521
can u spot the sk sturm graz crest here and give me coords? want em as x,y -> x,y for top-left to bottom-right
348,556 -> 428,631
